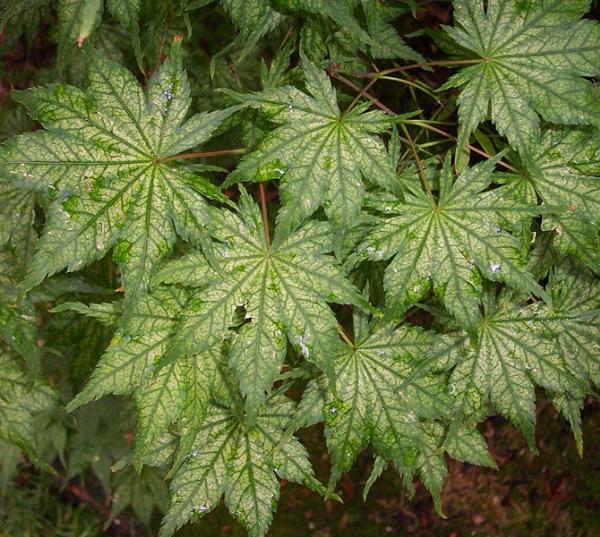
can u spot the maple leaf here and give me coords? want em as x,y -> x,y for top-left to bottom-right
357,155 -> 545,329
159,366 -> 325,537
442,0 -> 600,152
272,0 -> 424,63
521,127 -> 600,270
154,188 -> 367,415
64,286 -> 217,467
431,261 -> 598,447
0,40 -> 237,320
223,55 -> 401,230
302,315 -> 450,512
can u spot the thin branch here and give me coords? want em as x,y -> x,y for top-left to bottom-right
351,58 -> 485,79
400,124 -> 434,198
406,121 -> 519,173
258,183 -> 271,247
158,148 -> 246,163
336,323 -> 355,350
333,73 -> 396,116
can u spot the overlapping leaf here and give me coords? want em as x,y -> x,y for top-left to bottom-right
0,41 -> 236,320
224,56 -> 400,230
358,156 -> 544,329
302,317 -> 450,511
160,366 -> 324,537
442,0 -> 600,152
56,0 -> 143,70
521,127 -> 600,270
431,260 -> 599,447
65,286 -> 221,467
155,189 -> 366,415
0,352 -> 57,465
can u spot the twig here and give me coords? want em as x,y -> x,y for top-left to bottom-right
158,148 -> 246,163
406,121 -> 519,173
258,183 -> 271,247
401,123 -> 434,198
336,323 -> 355,350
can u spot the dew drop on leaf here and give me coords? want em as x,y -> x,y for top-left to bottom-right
297,335 -> 310,357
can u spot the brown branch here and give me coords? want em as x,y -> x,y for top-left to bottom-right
333,72 -> 518,174
258,183 -> 271,247
158,148 -> 246,163
400,123 -> 434,198
336,323 -> 355,350
406,121 -> 519,173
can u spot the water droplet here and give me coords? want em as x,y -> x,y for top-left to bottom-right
405,411 -> 417,423
287,98 -> 294,112
490,263 -> 501,273
163,83 -> 174,100
377,350 -> 387,357
297,335 -> 310,357
366,245 -> 376,255
191,502 -> 210,517
384,206 -> 392,213
495,226 -> 502,233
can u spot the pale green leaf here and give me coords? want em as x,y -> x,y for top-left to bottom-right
443,0 -> 600,152
224,55 -> 400,230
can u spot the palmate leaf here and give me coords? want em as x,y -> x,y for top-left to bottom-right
0,352 -> 57,465
432,260 -> 599,447
154,188 -> 367,415
442,0 -> 600,153
521,127 -> 600,270
304,319 -> 450,512
358,155 -> 545,329
0,40 -> 237,321
65,286 -> 220,467
160,363 -> 324,537
224,55 -> 401,230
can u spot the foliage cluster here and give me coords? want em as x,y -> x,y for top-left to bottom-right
0,1 -> 599,535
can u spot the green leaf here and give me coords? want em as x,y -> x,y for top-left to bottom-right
443,0 -> 600,152
0,352 -> 57,465
443,423 -> 496,468
308,320 -> 448,508
0,42 -> 237,321
0,185 -> 37,269
432,281 -> 590,448
541,259 -> 600,387
359,155 -> 545,330
51,300 -> 122,326
108,466 -> 168,528
65,287 -> 182,411
155,189 -> 366,416
522,127 -> 600,270
160,376 -> 323,537
56,0 -> 143,71
224,55 -> 401,230
360,0 -> 424,62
